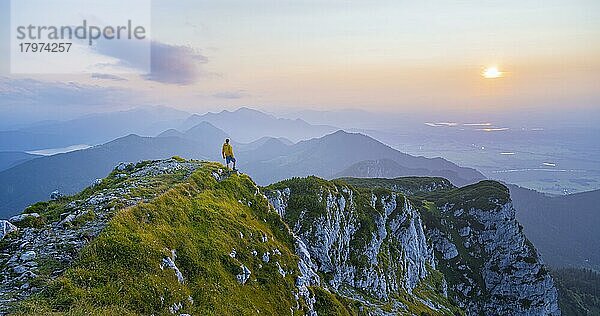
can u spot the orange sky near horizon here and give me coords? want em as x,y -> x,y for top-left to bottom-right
147,0 -> 600,114
2,0 -> 598,116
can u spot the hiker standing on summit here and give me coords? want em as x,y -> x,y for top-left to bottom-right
222,138 -> 237,171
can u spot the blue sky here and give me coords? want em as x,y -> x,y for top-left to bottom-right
1,0 -> 599,123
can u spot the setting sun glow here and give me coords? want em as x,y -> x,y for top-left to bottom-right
482,66 -> 503,79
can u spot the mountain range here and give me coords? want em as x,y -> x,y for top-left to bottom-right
242,131 -> 483,186
0,106 -> 190,151
179,107 -> 337,143
0,123 -> 483,218
0,106 -> 338,153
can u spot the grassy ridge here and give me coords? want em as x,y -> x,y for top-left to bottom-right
16,162 -> 304,315
8,165 -> 476,315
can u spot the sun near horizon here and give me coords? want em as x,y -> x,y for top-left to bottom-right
482,66 -> 503,79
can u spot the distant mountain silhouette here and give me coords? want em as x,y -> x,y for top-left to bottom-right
508,184 -> 600,270
2,107 -> 333,152
237,137 -> 293,163
243,130 -> 485,186
1,106 -> 190,151
0,151 -> 41,171
336,159 -> 437,178
236,136 -> 294,150
156,129 -> 186,138
0,128 -> 485,218
158,121 -> 229,147
180,107 -> 336,143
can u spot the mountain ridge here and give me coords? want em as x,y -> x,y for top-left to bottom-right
0,158 -> 559,315
245,130 -> 484,186
180,107 -> 337,143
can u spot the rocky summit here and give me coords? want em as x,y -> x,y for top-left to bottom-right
0,158 -> 560,315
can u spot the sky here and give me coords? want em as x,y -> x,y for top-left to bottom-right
1,0 -> 599,123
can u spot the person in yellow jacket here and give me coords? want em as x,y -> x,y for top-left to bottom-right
222,138 -> 237,170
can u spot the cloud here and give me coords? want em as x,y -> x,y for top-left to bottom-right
93,39 -> 208,85
212,90 -> 249,99
91,73 -> 128,81
145,42 -> 208,85
0,77 -> 137,124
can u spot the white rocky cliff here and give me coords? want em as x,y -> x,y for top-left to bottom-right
268,183 -> 452,314
267,179 -> 562,316
428,199 -> 561,315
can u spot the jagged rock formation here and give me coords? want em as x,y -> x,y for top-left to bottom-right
267,177 -> 561,316
266,177 -> 461,315
417,182 -> 561,315
0,159 -> 560,315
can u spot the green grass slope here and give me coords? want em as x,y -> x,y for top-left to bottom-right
13,161 -> 305,315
